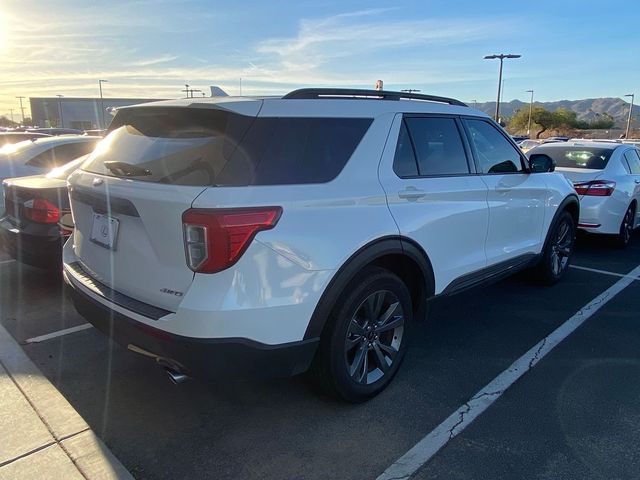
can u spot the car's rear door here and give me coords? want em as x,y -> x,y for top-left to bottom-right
378,114 -> 489,294
622,148 -> 640,227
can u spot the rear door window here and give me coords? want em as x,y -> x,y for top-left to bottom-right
404,117 -> 470,176
624,150 -> 640,174
83,107 -> 372,186
465,119 -> 525,173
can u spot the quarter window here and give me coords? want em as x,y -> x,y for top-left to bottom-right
392,122 -> 419,177
404,117 -> 470,176
465,119 -> 524,174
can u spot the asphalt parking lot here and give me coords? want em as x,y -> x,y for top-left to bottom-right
1,233 -> 639,480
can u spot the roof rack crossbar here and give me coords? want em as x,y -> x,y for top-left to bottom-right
282,88 -> 467,107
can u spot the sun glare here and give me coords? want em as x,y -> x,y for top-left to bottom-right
0,12 -> 7,51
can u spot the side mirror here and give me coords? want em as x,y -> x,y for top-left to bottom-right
528,154 -> 556,173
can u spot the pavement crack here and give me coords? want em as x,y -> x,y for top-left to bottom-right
528,337 -> 547,370
471,390 -> 503,401
448,403 -> 471,439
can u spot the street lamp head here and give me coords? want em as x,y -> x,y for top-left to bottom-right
526,89 -> 534,93
625,93 -> 634,97
484,54 -> 521,60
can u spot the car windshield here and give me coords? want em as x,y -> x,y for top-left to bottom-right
536,146 -> 614,169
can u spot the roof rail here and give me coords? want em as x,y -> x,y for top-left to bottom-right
282,88 -> 467,107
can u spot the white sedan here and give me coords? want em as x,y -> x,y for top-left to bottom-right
0,135 -> 101,183
529,141 -> 640,247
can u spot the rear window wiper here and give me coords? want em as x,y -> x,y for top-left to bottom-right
103,161 -> 152,177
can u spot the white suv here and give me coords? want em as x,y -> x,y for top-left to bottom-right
63,89 -> 579,402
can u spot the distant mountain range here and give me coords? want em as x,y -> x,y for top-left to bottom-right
473,97 -> 639,127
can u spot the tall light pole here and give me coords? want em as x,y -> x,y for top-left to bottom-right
98,80 -> 108,128
9,109 -> 14,124
16,96 -> 26,124
56,95 -> 64,128
484,54 -> 521,122
625,93 -> 634,139
526,89 -> 534,136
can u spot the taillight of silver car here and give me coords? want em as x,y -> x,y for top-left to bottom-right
182,207 -> 283,273
23,198 -> 60,224
573,180 -> 616,196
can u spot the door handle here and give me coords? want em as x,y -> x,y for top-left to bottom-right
494,186 -> 511,192
398,187 -> 426,200
634,180 -> 640,184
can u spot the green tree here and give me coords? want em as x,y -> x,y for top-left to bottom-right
589,113 -> 615,129
509,107 -> 560,138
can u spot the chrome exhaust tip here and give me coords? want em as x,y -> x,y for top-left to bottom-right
165,368 -> 190,385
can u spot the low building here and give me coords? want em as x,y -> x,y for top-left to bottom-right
29,97 -> 167,130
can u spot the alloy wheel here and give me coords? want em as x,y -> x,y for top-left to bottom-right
550,219 -> 573,276
344,290 -> 404,385
622,208 -> 634,245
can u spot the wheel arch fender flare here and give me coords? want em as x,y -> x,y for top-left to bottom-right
543,194 -> 580,250
303,236 -> 435,340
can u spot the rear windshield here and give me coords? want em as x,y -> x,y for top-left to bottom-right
536,146 -> 614,170
81,107 -> 372,186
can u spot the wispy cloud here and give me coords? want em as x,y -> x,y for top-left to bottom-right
128,55 -> 179,67
257,12 -> 509,66
0,5 -> 517,115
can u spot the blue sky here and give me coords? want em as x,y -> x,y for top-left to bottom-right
1,0 -> 638,117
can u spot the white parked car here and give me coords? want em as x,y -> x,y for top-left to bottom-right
529,141 -> 640,247
0,135 -> 101,183
63,89 -> 579,402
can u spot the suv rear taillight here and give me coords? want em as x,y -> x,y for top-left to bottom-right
182,207 -> 283,273
23,198 -> 60,224
573,180 -> 616,196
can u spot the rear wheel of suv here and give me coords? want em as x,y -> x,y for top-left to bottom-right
535,210 -> 576,285
311,266 -> 413,403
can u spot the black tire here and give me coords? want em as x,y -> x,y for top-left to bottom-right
310,266 -> 413,403
535,210 -> 576,285
613,204 -> 635,249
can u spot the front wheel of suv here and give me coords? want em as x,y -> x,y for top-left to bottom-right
535,210 -> 576,285
311,266 -> 413,403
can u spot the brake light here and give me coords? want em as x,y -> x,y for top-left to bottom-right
182,207 -> 282,273
23,198 -> 60,224
573,180 -> 616,196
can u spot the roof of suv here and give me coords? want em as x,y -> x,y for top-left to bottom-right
118,88 -> 488,119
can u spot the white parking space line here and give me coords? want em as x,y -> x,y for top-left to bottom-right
0,259 -> 16,265
570,264 -> 640,281
377,263 -> 640,480
24,323 -> 93,344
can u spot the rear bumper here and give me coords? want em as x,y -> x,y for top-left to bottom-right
577,195 -> 629,235
0,218 -> 65,268
64,270 -> 319,381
